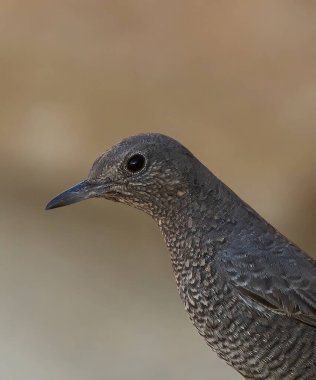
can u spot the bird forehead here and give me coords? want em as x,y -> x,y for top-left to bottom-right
88,150 -> 122,180
88,140 -> 148,180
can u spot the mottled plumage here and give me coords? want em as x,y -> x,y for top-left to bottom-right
46,133 -> 316,379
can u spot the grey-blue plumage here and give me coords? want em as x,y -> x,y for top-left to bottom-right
46,133 -> 316,379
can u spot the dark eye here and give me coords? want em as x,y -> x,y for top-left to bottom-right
126,154 -> 146,172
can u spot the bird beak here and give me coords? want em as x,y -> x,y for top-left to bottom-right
45,180 -> 106,210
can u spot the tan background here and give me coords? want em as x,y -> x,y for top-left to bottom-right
0,1 -> 316,379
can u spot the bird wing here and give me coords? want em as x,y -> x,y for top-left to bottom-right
216,236 -> 316,327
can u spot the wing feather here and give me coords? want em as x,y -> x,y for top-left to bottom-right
217,237 -> 316,327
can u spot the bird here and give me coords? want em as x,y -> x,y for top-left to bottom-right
46,133 -> 316,379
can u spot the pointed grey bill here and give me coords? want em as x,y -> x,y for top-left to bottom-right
45,180 -> 105,210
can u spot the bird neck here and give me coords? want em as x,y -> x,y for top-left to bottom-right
155,169 -> 241,278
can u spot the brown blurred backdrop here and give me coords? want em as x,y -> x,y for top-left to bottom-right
0,1 -> 315,379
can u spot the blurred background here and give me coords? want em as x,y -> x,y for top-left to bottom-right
0,1 -> 315,379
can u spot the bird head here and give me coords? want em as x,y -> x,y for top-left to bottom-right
46,133 -> 198,216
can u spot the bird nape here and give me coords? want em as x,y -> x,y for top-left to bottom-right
46,133 -> 316,380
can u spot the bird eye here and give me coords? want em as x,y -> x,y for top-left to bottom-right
126,154 -> 146,173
